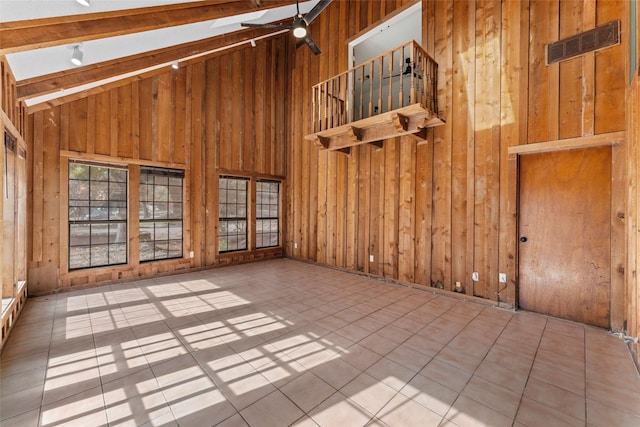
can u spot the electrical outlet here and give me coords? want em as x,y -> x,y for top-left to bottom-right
499,273 -> 507,283
294,243 -> 298,249
472,272 -> 479,281
369,255 -> 374,262
189,251 -> 194,258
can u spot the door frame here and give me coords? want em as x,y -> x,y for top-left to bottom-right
508,132 -> 626,331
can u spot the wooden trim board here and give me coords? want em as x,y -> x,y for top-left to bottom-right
508,131 -> 625,155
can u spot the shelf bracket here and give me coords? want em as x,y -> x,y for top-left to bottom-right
368,140 -> 384,150
347,126 -> 364,142
411,128 -> 428,143
315,135 -> 330,149
392,112 -> 410,132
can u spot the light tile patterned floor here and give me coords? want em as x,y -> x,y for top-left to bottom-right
2,259 -> 639,427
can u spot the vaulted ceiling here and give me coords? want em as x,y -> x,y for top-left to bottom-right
0,0 -> 321,107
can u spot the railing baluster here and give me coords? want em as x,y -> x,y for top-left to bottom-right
347,70 -> 353,123
399,45 -> 404,108
312,85 -> 317,132
327,78 -> 332,129
318,82 -> 322,131
330,78 -> 335,129
313,84 -> 317,132
337,76 -> 341,125
425,53 -> 430,109
358,65 -> 364,120
323,81 -> 328,131
433,62 -> 438,114
419,44 -> 423,104
410,43 -> 416,104
342,75 -> 346,124
417,44 -> 423,105
388,51 -> 393,112
378,57 -> 383,115
336,75 -> 341,125
317,83 -> 321,131
423,57 -> 428,109
337,77 -> 340,126
367,62 -> 375,117
327,80 -> 331,130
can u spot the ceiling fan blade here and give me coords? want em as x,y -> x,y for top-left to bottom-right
303,0 -> 333,25
298,34 -> 321,55
240,22 -> 292,30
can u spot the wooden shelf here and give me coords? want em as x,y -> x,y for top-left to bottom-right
305,103 -> 444,155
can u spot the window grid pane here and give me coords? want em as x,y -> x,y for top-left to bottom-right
256,181 -> 279,248
68,162 -> 128,270
139,167 -> 184,262
219,177 -> 248,253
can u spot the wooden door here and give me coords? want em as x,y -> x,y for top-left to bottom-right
518,146 -> 611,328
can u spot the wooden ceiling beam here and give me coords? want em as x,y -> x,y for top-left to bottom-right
0,0 -> 297,53
17,27 -> 281,100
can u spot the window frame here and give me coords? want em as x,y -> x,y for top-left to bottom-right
255,180 -> 280,249
217,174 -> 282,254
218,176 -> 250,253
139,166 -> 185,262
67,161 -> 128,270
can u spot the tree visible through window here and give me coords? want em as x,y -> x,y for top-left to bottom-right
256,181 -> 279,248
68,162 -> 127,269
218,177 -> 248,252
139,167 -> 184,261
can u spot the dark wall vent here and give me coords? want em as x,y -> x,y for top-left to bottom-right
4,129 -> 16,153
546,20 -> 620,65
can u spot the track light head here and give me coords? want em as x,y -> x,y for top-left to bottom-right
76,0 -> 90,6
71,45 -> 83,66
292,17 -> 307,38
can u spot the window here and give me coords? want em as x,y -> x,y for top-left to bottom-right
68,162 -> 127,269
218,177 -> 248,252
256,180 -> 280,248
139,167 -> 184,261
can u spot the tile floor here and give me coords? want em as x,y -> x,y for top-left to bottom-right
1,258 -> 639,427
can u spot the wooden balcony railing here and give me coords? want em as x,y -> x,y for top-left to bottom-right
306,40 -> 443,153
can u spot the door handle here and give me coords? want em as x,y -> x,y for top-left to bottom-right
520,236 -> 528,243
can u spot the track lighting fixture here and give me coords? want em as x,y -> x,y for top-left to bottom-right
76,0 -> 90,6
171,61 -> 179,70
240,0 -> 331,55
292,20 -> 307,38
250,39 -> 256,48
70,45 -> 83,66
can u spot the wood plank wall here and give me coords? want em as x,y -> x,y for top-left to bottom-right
626,0 -> 640,366
26,37 -> 289,294
286,0 -> 626,316
627,74 -> 639,366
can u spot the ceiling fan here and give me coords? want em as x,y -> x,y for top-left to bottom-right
241,0 -> 333,55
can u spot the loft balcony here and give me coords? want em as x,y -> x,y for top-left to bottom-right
305,40 -> 444,155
